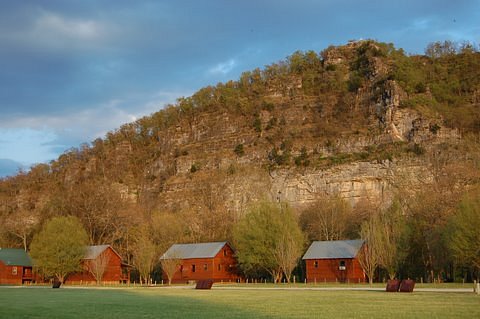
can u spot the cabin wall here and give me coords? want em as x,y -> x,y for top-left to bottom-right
305,258 -> 365,283
0,262 -> 32,285
164,244 -> 239,284
66,248 -> 125,284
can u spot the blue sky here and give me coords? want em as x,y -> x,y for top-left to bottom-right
1,0 -> 479,177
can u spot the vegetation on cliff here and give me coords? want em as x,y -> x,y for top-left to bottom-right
1,40 -> 480,283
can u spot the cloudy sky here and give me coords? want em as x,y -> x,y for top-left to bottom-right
1,0 -> 479,177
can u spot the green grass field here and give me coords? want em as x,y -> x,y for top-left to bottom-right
0,286 -> 478,318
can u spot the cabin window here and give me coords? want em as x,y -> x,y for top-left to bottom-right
203,264 -> 208,271
339,260 -> 346,271
218,264 -> 221,271
12,267 -> 18,275
313,261 -> 318,268
223,249 -> 227,257
192,264 -> 196,273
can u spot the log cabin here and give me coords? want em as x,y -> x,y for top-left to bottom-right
66,245 -> 130,284
302,239 -> 366,283
160,242 -> 239,284
0,248 -> 34,285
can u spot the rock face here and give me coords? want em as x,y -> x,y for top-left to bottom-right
125,42 -> 464,215
269,159 -> 429,207
145,86 -> 458,215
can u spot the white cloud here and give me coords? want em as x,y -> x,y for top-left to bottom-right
0,89 -> 191,166
413,19 -> 431,30
0,9 -> 114,52
35,11 -> 102,40
208,59 -> 237,75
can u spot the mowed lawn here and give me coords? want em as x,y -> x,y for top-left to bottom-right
0,286 -> 479,319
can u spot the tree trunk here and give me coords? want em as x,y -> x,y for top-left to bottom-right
23,233 -> 27,252
285,273 -> 291,283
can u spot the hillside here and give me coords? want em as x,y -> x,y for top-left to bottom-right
1,40 -> 480,280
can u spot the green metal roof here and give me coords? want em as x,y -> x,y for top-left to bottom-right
0,248 -> 33,267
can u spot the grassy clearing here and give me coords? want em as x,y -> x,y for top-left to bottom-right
0,286 -> 478,319
217,281 -> 474,289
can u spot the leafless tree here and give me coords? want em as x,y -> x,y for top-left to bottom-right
357,215 -> 382,284
131,227 -> 157,285
376,201 -> 408,280
300,195 -> 357,241
160,253 -> 181,285
275,232 -> 304,283
86,251 -> 111,284
2,209 -> 38,251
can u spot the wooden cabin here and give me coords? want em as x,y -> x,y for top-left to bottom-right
302,239 -> 366,283
160,242 -> 239,284
0,248 -> 34,285
66,245 -> 130,284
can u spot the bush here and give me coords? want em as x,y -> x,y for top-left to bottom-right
348,73 -> 363,92
408,143 -> 425,156
253,115 -> 262,132
234,144 -> 245,156
190,163 -> 200,173
429,123 -> 441,134
294,147 -> 309,166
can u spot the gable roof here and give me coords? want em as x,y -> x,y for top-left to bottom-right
302,239 -> 364,260
84,245 -> 122,260
0,248 -> 33,267
160,242 -> 229,260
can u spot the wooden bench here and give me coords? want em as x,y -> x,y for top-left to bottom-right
385,279 -> 415,292
195,279 -> 214,289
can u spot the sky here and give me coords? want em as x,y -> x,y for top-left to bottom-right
0,0 -> 479,177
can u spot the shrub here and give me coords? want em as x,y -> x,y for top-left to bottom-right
429,123 -> 441,134
190,163 -> 200,173
234,144 -> 245,156
409,143 -> 425,156
253,115 -> 262,132
294,147 -> 310,166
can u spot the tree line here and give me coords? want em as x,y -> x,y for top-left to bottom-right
26,187 -> 480,285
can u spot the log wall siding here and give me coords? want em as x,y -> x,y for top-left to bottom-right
305,258 -> 365,283
66,248 -> 127,284
0,262 -> 33,285
165,244 -> 239,283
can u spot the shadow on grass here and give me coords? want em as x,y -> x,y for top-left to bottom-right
0,287 -> 272,319
1,286 -> 479,319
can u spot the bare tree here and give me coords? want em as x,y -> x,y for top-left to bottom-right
150,211 -> 187,254
377,201 -> 408,280
275,231 -> 304,283
86,251 -> 111,284
46,179 -> 128,246
160,253 -> 181,285
131,227 -> 157,285
300,195 -> 357,241
3,209 -> 38,251
357,215 -> 382,284
190,181 -> 234,242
